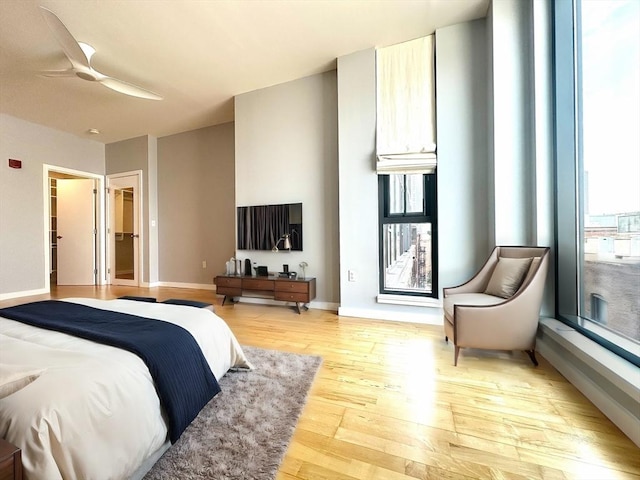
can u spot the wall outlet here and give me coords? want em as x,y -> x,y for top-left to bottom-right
202,260 -> 207,269
348,270 -> 356,282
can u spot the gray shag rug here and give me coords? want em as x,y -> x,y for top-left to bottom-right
144,346 -> 322,480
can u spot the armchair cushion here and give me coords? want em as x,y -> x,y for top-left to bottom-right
484,257 -> 533,298
443,292 -> 505,320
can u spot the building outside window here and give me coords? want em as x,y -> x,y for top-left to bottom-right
555,0 -> 639,365
379,173 -> 437,297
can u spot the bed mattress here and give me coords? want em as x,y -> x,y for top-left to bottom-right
0,297 -> 251,480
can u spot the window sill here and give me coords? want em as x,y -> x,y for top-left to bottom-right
377,294 -> 441,308
537,317 -> 640,447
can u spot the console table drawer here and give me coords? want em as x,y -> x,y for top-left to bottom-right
274,291 -> 309,302
216,286 -> 242,296
274,281 -> 308,293
242,278 -> 274,291
215,277 -> 242,288
215,276 -> 242,297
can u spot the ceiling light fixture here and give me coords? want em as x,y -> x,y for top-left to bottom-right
88,128 -> 100,135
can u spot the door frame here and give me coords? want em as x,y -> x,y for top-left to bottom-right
43,164 -> 106,291
107,170 -> 143,286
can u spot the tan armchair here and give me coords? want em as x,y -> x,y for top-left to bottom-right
443,246 -> 550,366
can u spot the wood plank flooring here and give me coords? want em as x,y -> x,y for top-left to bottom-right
2,285 -> 638,479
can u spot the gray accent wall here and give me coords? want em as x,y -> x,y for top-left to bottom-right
234,72 -> 339,306
157,122 -> 235,285
0,114 -> 104,297
105,135 -> 159,284
147,136 -> 159,284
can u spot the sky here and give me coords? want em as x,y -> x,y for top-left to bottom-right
581,0 -> 640,215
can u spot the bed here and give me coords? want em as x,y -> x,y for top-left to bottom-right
0,297 -> 251,480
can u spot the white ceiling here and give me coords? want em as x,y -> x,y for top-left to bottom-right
0,0 -> 489,144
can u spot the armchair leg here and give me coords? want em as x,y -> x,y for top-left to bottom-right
454,346 -> 460,366
526,350 -> 539,366
445,336 -> 448,343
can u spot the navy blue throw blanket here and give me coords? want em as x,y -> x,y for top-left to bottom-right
0,300 -> 221,443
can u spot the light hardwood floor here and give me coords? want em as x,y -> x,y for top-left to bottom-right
2,285 -> 638,479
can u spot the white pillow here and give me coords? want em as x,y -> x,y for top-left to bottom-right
0,364 -> 44,399
484,257 -> 533,299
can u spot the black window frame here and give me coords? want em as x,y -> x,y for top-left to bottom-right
378,172 -> 438,298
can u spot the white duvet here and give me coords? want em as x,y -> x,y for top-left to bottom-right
0,298 -> 251,480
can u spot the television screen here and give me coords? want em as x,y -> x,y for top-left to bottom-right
237,203 -> 302,251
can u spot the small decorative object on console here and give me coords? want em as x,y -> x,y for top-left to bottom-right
299,261 -> 308,279
256,266 -> 269,277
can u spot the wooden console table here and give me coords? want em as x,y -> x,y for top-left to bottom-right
214,275 -> 316,314
0,438 -> 22,480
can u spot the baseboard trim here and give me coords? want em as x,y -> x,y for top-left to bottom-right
0,287 -> 49,301
154,281 -> 216,290
337,306 -> 443,325
234,296 -> 338,312
537,318 -> 640,448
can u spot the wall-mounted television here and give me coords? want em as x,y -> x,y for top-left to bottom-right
237,202 -> 302,251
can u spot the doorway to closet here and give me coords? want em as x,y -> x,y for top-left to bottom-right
46,166 -> 104,288
107,171 -> 142,287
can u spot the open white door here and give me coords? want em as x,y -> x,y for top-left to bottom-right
108,173 -> 141,286
57,179 -> 96,285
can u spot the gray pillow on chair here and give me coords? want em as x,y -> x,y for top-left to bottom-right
484,257 -> 533,298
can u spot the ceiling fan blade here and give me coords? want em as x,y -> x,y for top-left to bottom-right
40,6 -> 90,69
78,42 -> 96,64
40,69 -> 76,77
99,76 -> 163,101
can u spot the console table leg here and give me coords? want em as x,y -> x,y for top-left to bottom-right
222,296 -> 238,306
294,302 -> 310,314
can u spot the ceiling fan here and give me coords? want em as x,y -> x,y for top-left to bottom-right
39,6 -> 162,101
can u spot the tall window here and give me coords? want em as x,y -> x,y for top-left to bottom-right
376,35 -> 438,299
554,0 -> 639,365
379,173 -> 437,297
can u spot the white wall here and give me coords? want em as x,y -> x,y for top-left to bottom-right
490,0 -> 535,245
234,72 -> 339,308
436,19 -> 491,291
336,48 -> 391,319
488,0 -> 554,315
336,22 -> 491,324
0,114 -> 104,298
531,0 -> 555,316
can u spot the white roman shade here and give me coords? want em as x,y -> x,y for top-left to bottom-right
376,35 -> 436,174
